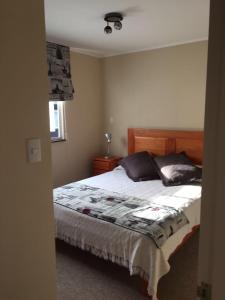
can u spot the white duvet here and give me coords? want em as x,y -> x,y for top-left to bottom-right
54,167 -> 201,300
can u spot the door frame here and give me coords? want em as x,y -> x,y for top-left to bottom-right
198,0 -> 225,299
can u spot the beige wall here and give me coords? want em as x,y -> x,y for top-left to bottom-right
103,41 -> 208,157
52,42 -> 208,185
51,52 -> 103,187
0,1 -> 56,300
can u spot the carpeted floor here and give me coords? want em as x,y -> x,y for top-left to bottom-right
56,231 -> 199,300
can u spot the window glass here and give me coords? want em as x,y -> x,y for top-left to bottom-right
49,102 -> 65,141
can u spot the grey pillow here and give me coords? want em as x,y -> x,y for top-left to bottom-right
154,152 -> 202,186
120,151 -> 159,182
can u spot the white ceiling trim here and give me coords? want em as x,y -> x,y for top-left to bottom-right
70,37 -> 208,58
70,47 -> 104,58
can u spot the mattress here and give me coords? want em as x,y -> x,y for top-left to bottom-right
53,166 -> 201,300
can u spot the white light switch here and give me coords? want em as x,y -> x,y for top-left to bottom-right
27,138 -> 42,163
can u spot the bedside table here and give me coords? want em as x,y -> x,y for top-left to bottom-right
93,156 -> 121,175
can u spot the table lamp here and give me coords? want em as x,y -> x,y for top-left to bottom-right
104,133 -> 112,158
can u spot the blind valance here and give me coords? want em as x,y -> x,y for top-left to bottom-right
47,42 -> 74,101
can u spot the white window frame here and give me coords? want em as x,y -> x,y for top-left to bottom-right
49,101 -> 66,142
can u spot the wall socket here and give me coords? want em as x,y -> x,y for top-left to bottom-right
197,282 -> 211,300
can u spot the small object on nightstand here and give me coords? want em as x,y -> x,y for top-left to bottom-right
93,156 -> 121,175
104,132 -> 112,158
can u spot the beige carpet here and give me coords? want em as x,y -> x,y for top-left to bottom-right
56,231 -> 199,300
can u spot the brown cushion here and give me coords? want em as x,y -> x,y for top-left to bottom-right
120,151 -> 159,182
154,152 -> 202,186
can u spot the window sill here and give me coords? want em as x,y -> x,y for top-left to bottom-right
51,138 -> 66,143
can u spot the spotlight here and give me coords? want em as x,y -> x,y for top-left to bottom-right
114,20 -> 122,30
104,23 -> 112,34
104,12 -> 123,34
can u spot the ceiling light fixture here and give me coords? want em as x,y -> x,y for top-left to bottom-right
104,12 -> 123,34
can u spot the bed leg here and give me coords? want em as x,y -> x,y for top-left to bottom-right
139,279 -> 152,299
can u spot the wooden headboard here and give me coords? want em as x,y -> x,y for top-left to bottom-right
128,128 -> 204,164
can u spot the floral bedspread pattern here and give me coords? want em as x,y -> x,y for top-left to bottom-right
53,183 -> 189,248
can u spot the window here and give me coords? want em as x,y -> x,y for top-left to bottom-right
49,101 -> 65,142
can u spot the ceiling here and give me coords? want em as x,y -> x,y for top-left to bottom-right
44,0 -> 210,58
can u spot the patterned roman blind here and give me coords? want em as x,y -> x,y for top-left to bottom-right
47,42 -> 74,101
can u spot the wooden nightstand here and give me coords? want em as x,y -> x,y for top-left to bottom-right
93,156 -> 121,175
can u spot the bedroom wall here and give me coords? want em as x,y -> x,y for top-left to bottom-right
102,41 -> 208,157
1,1 -> 56,300
51,52 -> 103,187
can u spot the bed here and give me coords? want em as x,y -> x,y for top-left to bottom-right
53,128 -> 203,300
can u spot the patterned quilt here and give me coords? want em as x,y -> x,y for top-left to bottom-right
54,183 -> 189,248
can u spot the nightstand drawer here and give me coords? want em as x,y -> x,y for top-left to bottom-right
93,160 -> 110,170
93,156 -> 121,175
